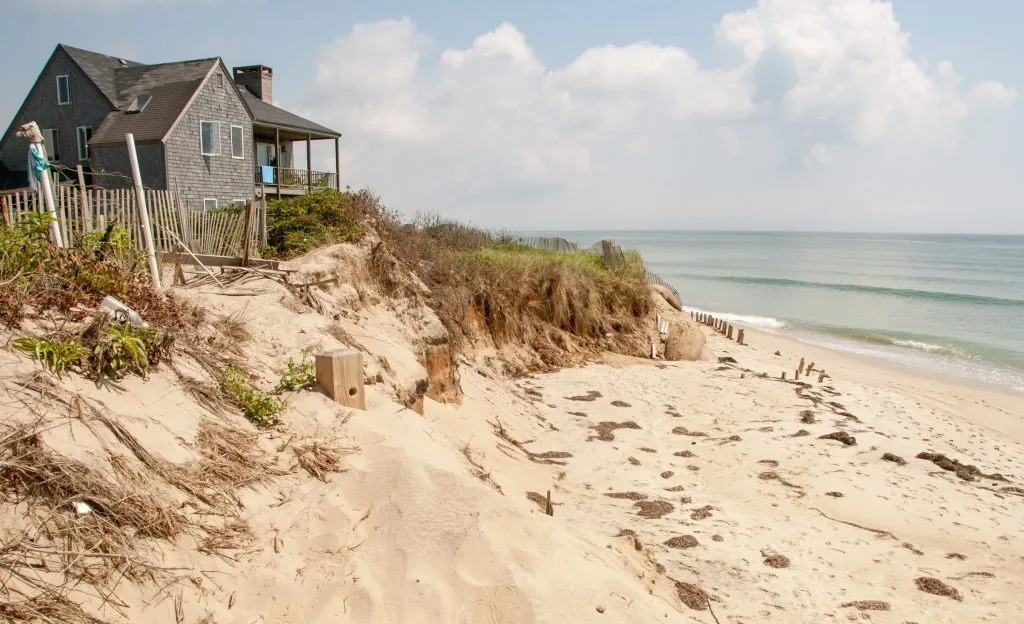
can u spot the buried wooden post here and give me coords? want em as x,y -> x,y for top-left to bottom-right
806,362 -> 816,377
798,358 -> 805,375
818,370 -> 828,383
737,329 -> 745,345
545,490 -> 553,516
315,348 -> 366,410
781,372 -> 787,380
727,325 -> 734,340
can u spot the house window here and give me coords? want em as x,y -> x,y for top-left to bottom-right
230,125 -> 244,159
42,128 -> 60,161
56,75 -> 71,105
200,121 -> 220,156
76,126 -> 92,161
204,198 -> 218,211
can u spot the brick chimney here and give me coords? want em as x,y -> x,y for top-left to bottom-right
233,65 -> 273,103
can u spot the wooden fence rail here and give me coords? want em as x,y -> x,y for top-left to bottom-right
0,186 -> 266,258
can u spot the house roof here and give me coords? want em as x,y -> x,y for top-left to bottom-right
60,44 -> 143,106
88,58 -> 219,147
236,89 -> 340,138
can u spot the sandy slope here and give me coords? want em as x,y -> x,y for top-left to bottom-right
3,249 -> 1021,623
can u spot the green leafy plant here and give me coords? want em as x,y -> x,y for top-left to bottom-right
12,336 -> 85,378
276,352 -> 317,392
221,364 -> 284,427
89,324 -> 161,380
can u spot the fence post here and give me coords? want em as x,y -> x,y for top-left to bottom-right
126,133 -> 161,289
76,164 -> 92,233
241,201 -> 254,267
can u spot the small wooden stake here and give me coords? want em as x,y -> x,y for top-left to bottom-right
798,358 -> 805,375
781,372 -> 787,380
315,348 -> 366,410
818,370 -> 827,383
737,329 -> 745,345
545,490 -> 553,516
806,362 -> 816,376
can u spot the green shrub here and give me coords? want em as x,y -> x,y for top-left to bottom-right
265,189 -> 370,258
221,364 -> 284,427
12,336 -> 85,378
88,324 -> 164,380
276,353 -> 317,392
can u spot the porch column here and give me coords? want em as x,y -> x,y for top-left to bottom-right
274,128 -> 281,198
334,137 -> 340,191
306,133 -> 312,193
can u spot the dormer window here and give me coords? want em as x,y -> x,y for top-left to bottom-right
56,75 -> 71,105
126,94 -> 151,114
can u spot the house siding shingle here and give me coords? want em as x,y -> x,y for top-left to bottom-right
0,48 -> 114,186
91,143 -> 166,189
164,65 -> 253,210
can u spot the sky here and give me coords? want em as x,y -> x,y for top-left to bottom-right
2,0 -> 1022,233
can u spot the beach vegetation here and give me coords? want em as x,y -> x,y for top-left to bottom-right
221,364 -> 284,427
264,188 -> 656,363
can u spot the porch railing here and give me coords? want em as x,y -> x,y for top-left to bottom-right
254,166 -> 336,191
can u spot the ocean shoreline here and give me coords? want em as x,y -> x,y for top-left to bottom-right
683,303 -> 1024,396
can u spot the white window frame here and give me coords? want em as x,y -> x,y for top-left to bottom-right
203,198 -> 218,211
199,120 -> 221,156
42,128 -> 60,161
76,126 -> 92,161
56,74 -> 71,105
230,125 -> 244,159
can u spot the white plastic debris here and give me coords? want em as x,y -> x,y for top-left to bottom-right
761,544 -> 780,558
99,295 -> 148,328
73,501 -> 92,515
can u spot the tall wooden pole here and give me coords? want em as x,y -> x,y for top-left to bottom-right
334,137 -> 340,191
126,133 -> 161,289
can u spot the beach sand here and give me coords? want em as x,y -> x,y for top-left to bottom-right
445,322 -> 1024,622
4,264 -> 1022,624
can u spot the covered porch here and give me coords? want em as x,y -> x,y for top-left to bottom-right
253,124 -> 340,197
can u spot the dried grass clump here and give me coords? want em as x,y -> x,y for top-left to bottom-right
605,492 -> 648,501
192,421 -> 282,491
199,519 -> 254,554
664,535 -> 699,549
915,576 -> 962,600
763,554 -> 791,568
0,593 -> 113,624
674,581 -> 709,611
840,600 -> 890,611
294,441 -> 353,482
588,421 -> 641,442
0,423 -> 185,546
634,500 -> 674,519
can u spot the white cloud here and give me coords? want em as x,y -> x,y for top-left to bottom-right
302,0 -> 1020,233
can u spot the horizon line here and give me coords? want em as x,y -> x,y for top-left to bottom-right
512,229 -> 1024,237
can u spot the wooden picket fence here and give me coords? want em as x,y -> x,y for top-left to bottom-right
0,185 -> 266,258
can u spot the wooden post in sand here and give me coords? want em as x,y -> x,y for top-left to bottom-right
727,325 -> 734,340
798,358 -> 805,375
737,329 -> 745,345
818,371 -> 828,383
806,362 -> 816,377
315,348 -> 366,409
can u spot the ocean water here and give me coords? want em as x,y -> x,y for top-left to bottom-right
531,231 -> 1024,394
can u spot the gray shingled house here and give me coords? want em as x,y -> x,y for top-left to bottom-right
0,44 -> 341,210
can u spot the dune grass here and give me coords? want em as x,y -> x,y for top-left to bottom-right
265,188 -> 655,360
